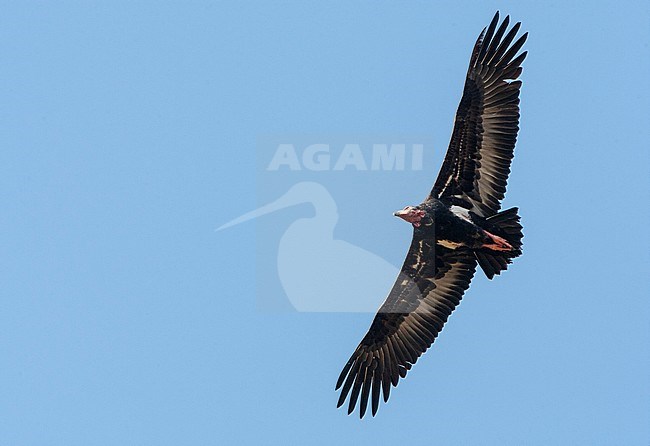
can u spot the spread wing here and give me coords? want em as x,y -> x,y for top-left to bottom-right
335,237 -> 477,418
431,12 -> 527,216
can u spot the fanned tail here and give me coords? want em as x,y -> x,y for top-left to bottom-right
475,207 -> 523,279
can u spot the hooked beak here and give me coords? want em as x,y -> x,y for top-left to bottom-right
393,207 -> 425,226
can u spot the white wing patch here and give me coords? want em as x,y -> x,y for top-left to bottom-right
450,205 -> 472,222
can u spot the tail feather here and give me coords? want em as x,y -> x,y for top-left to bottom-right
475,207 -> 523,279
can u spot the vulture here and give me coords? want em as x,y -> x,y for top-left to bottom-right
336,11 -> 527,418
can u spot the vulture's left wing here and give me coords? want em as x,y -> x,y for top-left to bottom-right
431,12 -> 527,216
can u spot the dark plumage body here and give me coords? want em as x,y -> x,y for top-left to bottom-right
417,199 -> 487,248
413,198 -> 522,255
336,12 -> 528,418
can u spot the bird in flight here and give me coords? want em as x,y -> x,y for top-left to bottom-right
336,11 -> 527,418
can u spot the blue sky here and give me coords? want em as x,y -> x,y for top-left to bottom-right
1,1 -> 649,445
